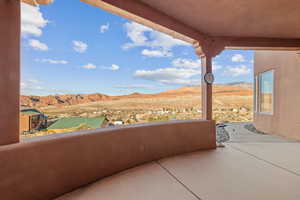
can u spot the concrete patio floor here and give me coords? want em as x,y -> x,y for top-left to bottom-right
56,124 -> 300,200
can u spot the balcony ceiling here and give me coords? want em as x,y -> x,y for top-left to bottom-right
80,0 -> 300,51
140,0 -> 300,39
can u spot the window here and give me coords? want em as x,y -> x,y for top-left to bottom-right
259,70 -> 274,114
254,76 -> 258,112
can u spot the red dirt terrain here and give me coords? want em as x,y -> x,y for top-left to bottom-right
21,85 -> 253,108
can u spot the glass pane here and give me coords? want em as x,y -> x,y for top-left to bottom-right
259,71 -> 274,113
253,76 -> 258,112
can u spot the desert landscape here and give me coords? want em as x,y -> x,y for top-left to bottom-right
21,83 -> 253,138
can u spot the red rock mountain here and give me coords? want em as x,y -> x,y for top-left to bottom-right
21,85 -> 252,108
20,93 -> 112,107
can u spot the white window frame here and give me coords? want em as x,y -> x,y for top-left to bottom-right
258,70 -> 274,115
253,76 -> 258,113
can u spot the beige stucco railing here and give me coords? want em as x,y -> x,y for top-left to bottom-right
0,120 -> 216,200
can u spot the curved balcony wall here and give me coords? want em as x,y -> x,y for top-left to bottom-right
0,120 -> 216,200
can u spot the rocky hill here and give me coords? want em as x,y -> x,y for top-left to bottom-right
21,84 -> 252,108
224,81 -> 253,88
20,93 -> 112,107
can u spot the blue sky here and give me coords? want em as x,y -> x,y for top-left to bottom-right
21,1 -> 253,96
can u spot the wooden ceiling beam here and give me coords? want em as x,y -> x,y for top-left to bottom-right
219,36 -> 300,50
21,0 -> 53,6
21,0 -> 36,6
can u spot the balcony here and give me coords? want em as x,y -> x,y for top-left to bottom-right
55,123 -> 300,200
57,140 -> 300,200
1,121 -> 300,199
1,0 -> 300,199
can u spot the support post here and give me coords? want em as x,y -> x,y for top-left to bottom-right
194,39 -> 224,121
201,55 -> 213,120
0,0 -> 20,145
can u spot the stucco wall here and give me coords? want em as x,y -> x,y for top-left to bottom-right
0,0 -> 20,145
0,120 -> 216,200
254,51 -> 300,140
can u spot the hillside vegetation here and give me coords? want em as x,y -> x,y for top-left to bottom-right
21,85 -> 253,139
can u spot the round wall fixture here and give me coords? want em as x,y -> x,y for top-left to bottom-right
204,72 -> 214,84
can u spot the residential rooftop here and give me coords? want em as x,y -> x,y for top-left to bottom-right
20,108 -> 42,116
48,117 -> 107,130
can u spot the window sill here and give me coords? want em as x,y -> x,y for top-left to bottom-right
257,112 -> 273,115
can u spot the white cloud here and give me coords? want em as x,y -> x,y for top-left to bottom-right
133,57 -> 224,85
231,54 -> 245,62
21,80 -> 74,95
212,61 -> 223,71
82,63 -> 97,69
35,58 -> 68,64
133,57 -> 223,85
21,82 -> 42,91
72,40 -> 88,53
27,79 -> 41,84
21,82 -> 26,88
160,79 -> 199,85
134,68 -> 200,84
101,64 -> 120,71
21,3 -> 49,37
123,22 -> 151,49
110,64 -> 120,71
141,49 -> 172,57
114,84 -> 154,90
172,58 -> 201,68
29,39 -> 49,51
82,63 -> 120,70
100,23 -> 109,33
149,30 -> 189,50
172,58 -> 222,71
21,79 -> 42,93
122,22 -> 189,52
223,65 -> 250,77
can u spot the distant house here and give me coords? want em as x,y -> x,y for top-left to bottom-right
20,109 -> 48,133
47,117 -> 108,132
112,120 -> 124,126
